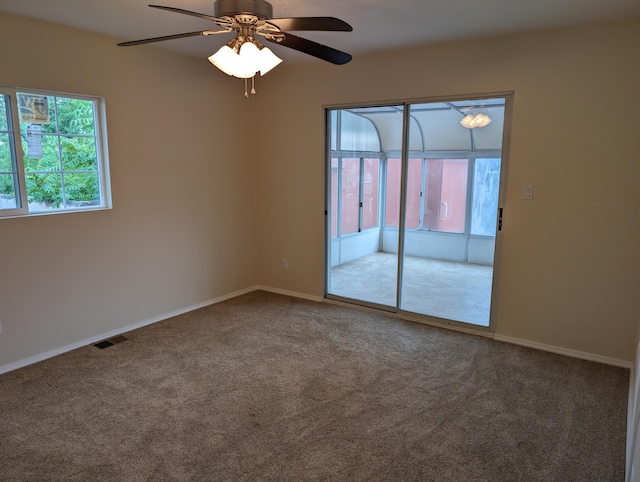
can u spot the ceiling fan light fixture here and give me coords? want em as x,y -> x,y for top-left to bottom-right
208,45 -> 240,77
460,113 -> 492,129
119,1 -> 352,96
258,46 -> 282,76
209,40 -> 283,79
234,41 -> 262,78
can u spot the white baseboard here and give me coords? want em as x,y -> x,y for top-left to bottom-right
494,334 -> 632,369
1,286 -> 632,374
0,286 -> 257,376
263,292 -> 632,369
255,285 -> 324,303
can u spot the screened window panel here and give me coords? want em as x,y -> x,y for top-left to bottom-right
340,158 -> 360,235
0,133 -> 13,172
384,158 -> 421,229
330,110 -> 338,151
423,159 -> 468,234
330,157 -> 338,238
362,158 -> 379,230
471,158 -> 501,236
384,158 -> 401,228
0,95 -> 8,131
405,159 -> 422,229
16,92 -> 103,212
0,94 -> 20,210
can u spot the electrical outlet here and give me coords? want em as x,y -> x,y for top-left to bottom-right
523,185 -> 534,200
282,259 -> 288,270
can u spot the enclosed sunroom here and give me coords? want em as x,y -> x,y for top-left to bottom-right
326,96 -> 510,329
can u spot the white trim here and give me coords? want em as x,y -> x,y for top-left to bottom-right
0,286 -> 256,375
494,334 -> 632,369
255,285 -> 324,303
1,285 -> 631,374
288,294 -> 633,370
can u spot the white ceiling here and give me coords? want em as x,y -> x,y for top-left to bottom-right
1,0 -> 639,64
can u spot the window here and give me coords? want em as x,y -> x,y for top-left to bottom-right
329,110 -> 382,238
0,87 -> 110,218
470,158 -> 501,236
332,157 -> 381,236
330,157 -> 338,237
423,158 -> 468,234
0,95 -> 19,210
341,158 -> 360,235
329,105 -> 503,240
361,158 -> 379,230
384,157 -> 497,235
385,158 -> 422,229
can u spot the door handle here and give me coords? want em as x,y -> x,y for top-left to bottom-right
440,201 -> 449,221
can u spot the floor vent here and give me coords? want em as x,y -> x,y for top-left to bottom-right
93,335 -> 127,349
93,340 -> 114,349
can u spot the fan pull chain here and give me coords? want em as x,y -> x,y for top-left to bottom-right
251,76 -> 256,95
244,78 -> 248,98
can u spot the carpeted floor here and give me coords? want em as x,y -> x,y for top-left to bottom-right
0,291 -> 629,481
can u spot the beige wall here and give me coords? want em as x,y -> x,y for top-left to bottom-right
254,18 -> 640,362
1,12 -> 639,369
0,13 -> 257,368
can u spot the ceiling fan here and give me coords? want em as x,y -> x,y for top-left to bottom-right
118,0 -> 353,96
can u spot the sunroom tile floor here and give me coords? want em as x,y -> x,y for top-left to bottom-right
329,252 -> 493,327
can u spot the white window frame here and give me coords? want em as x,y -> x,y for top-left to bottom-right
0,86 -> 111,218
382,151 -> 501,237
330,153 -> 382,237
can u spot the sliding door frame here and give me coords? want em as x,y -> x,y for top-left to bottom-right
324,92 -> 514,335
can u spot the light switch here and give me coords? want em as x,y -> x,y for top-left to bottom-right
523,185 -> 534,200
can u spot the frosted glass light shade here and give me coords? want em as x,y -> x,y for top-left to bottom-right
208,46 -> 239,77
234,42 -> 261,78
460,113 -> 492,129
259,47 -> 282,75
209,41 -> 283,79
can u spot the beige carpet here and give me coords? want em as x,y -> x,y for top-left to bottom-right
0,291 -> 628,481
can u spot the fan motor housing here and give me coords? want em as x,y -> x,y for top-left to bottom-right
214,0 -> 273,19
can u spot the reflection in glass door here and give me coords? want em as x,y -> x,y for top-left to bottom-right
326,107 -> 403,309
326,97 -> 508,329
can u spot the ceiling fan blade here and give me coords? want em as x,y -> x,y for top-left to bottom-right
117,31 -> 206,47
267,17 -> 352,32
149,4 -> 221,22
266,33 -> 352,65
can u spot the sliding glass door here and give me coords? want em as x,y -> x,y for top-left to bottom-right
326,96 -> 509,330
326,107 -> 403,310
